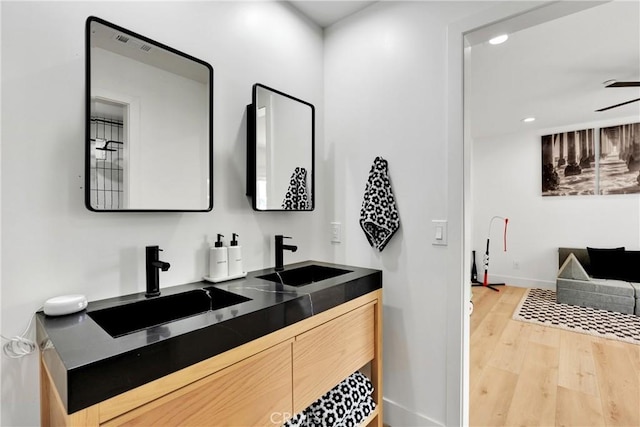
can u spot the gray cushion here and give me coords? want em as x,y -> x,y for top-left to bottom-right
558,253 -> 591,281
559,248 -> 591,275
557,278 -> 635,298
630,282 -> 640,315
556,288 -> 635,314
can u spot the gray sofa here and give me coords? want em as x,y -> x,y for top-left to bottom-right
557,248 -> 639,315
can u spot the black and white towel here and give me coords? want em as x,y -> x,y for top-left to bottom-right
282,167 -> 310,210
282,412 -> 307,427
306,371 -> 374,426
283,371 -> 375,427
360,156 -> 400,251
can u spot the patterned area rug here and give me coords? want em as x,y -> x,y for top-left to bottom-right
513,288 -> 640,345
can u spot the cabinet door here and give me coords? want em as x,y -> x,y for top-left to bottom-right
292,303 -> 375,413
105,341 -> 293,427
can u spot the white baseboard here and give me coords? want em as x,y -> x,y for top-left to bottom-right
482,274 -> 555,290
383,398 -> 443,427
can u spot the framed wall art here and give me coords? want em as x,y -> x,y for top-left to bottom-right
541,122 -> 640,196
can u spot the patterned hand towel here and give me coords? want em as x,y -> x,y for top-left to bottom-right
360,157 -> 400,251
282,167 -> 310,210
306,371 -> 374,427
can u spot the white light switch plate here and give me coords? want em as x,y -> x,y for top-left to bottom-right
432,220 -> 448,246
331,222 -> 342,243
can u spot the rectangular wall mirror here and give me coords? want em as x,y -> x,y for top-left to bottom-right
246,84 -> 315,211
86,17 -> 213,212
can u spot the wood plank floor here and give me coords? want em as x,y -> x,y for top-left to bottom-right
470,286 -> 640,427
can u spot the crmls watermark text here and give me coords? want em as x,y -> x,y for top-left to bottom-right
270,411 -> 293,424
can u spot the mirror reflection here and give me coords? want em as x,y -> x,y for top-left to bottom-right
247,84 -> 314,211
86,17 -> 213,211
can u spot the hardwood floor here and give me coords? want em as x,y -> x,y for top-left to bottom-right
470,286 -> 640,427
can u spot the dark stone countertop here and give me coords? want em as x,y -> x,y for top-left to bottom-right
36,260 -> 382,414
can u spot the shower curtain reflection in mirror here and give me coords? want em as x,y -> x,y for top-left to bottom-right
90,98 -> 128,209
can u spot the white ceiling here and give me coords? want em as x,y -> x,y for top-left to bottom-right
467,0 -> 640,139
287,1 -> 639,139
288,1 -> 377,27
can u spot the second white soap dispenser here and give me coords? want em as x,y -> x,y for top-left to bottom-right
209,234 -> 228,279
227,233 -> 243,277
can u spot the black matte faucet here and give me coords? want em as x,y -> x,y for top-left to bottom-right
275,235 -> 297,271
146,246 -> 171,297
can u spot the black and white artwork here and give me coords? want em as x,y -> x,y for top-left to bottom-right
541,122 -> 640,196
599,122 -> 640,195
542,129 -> 596,196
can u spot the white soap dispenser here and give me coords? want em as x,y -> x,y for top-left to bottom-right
227,233 -> 243,277
209,234 -> 228,280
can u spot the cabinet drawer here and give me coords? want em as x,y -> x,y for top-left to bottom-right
104,341 -> 293,427
292,302 -> 375,412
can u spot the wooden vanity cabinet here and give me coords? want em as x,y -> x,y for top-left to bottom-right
293,301 -> 375,413
103,341 -> 293,426
40,289 -> 383,427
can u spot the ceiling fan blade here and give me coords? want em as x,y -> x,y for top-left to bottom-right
606,81 -> 640,87
595,97 -> 640,112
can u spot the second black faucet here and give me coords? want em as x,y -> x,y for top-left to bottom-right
146,245 -> 171,297
274,235 -> 297,271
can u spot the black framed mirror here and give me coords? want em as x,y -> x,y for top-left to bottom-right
246,84 -> 315,211
86,17 -> 213,212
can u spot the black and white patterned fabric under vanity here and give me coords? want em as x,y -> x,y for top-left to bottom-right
513,288 -> 640,345
284,371 -> 376,427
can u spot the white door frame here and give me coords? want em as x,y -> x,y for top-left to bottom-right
444,1 -> 608,425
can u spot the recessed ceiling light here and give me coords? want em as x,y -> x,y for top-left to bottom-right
522,117 -> 536,123
489,34 -> 509,45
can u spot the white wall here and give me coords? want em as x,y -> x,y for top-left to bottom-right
324,2 -> 497,425
472,116 -> 640,290
1,2 -> 325,425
